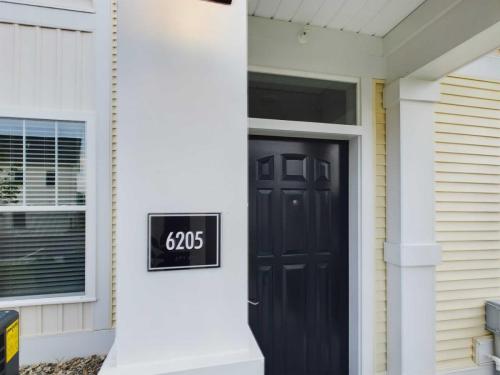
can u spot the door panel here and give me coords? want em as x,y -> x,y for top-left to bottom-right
283,263 -> 308,374
281,189 -> 309,254
256,189 -> 274,256
249,136 -> 349,375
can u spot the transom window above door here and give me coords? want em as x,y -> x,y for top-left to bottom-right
248,72 -> 358,125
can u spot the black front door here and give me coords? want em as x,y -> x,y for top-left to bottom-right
249,136 -> 349,375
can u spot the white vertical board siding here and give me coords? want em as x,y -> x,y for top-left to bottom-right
436,75 -> 500,371
0,23 -> 93,111
0,22 -> 95,337
374,80 -> 387,373
111,0 -> 118,327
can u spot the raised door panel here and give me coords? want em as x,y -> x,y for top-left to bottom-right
281,190 -> 309,255
314,158 -> 331,183
282,154 -> 307,182
282,264 -> 308,375
257,155 -> 274,181
311,262 -> 334,374
256,189 -> 274,256
254,265 -> 274,374
314,190 -> 333,253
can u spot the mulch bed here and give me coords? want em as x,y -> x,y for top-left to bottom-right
20,355 -> 105,375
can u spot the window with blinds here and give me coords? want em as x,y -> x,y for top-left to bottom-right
0,118 -> 86,299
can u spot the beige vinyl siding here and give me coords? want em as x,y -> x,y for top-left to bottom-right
111,0 -> 118,327
374,80 -> 387,373
0,21 -> 95,336
436,75 -> 500,371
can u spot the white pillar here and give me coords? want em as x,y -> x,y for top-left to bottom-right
99,1 -> 263,374
384,78 -> 442,375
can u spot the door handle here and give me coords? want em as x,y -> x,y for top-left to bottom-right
248,300 -> 260,306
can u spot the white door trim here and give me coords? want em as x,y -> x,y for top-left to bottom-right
247,69 -> 376,375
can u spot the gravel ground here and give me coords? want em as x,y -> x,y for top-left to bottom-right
20,355 -> 105,375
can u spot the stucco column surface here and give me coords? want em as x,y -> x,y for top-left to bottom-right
99,1 -> 263,374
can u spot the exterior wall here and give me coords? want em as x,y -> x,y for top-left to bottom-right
435,75 -> 500,371
109,10 -> 387,349
0,0 -> 113,364
0,21 -> 95,336
374,80 -> 387,373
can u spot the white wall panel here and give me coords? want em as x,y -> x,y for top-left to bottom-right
41,305 -> 61,334
18,25 -> 37,106
435,75 -> 500,371
13,302 -> 95,337
40,27 -> 58,108
0,22 -> 93,111
0,21 -> 96,339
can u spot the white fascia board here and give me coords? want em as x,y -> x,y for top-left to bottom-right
384,0 -> 500,81
383,0 -> 462,57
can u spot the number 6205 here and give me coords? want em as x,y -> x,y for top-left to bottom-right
166,231 -> 204,251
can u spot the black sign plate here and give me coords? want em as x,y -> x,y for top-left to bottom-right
148,213 -> 220,271
206,0 -> 232,4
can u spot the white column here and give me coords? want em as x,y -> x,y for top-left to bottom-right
384,78 -> 442,375
100,1 -> 263,374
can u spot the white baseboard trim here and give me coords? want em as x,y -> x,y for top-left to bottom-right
20,328 -> 115,366
439,364 -> 495,375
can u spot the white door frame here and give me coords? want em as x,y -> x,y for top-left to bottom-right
247,66 -> 376,375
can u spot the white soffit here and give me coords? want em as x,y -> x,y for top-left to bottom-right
247,0 -> 426,37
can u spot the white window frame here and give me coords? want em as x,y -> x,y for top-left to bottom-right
248,65 -> 362,127
0,108 -> 97,308
248,65 -> 375,375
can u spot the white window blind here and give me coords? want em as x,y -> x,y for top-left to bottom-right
0,118 -> 86,299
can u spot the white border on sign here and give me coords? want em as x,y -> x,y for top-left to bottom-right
147,213 -> 221,271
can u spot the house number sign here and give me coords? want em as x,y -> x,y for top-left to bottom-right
148,213 -> 220,271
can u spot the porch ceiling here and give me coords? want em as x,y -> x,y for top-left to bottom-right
247,0 -> 426,37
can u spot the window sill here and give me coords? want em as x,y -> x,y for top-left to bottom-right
0,294 -> 96,309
